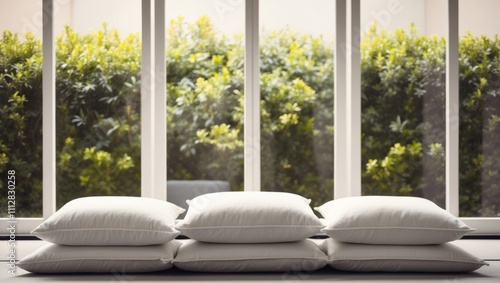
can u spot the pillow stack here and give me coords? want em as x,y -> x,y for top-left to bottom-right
18,196 -> 185,273
315,196 -> 489,272
173,191 -> 328,272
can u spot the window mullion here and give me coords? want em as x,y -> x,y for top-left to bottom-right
141,0 -> 155,199
334,0 -> 348,199
141,0 -> 166,201
154,0 -> 167,200
446,0 -> 459,216
43,0 -> 56,219
244,0 -> 260,191
346,0 -> 361,197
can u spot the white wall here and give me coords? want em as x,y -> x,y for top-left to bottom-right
0,0 -> 41,36
165,0 -> 245,35
361,0 -> 425,34
425,0 -> 500,38
259,0 -> 335,38
458,0 -> 500,37
0,0 -> 72,38
164,0 -> 336,39
71,0 -> 140,34
1,0 -> 499,40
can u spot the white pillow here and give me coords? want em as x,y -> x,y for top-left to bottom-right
320,238 -> 489,273
315,196 -> 474,245
32,196 -> 185,245
17,241 -> 182,273
174,239 -> 328,272
175,191 -> 324,243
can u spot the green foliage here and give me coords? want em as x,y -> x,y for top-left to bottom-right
55,25 -> 142,207
1,18 -> 500,217
361,25 -> 500,216
259,29 -> 334,206
0,31 -> 43,217
361,24 -> 447,208
165,17 -> 334,207
458,32 -> 500,216
166,17 -> 245,189
365,142 -> 424,195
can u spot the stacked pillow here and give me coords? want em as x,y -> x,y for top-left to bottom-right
173,191 -> 328,272
17,194 -> 488,274
315,196 -> 489,272
18,196 -> 185,273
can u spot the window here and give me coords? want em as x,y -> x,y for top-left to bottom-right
1,0 -> 499,235
360,0 -> 447,209
459,0 -> 500,217
259,0 -> 334,207
55,0 -> 142,208
0,0 -> 43,217
165,0 -> 244,191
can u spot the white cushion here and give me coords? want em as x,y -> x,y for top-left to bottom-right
320,238 -> 489,273
175,191 -> 324,243
31,196 -> 185,245
174,239 -> 328,272
17,241 -> 182,273
315,196 -> 474,245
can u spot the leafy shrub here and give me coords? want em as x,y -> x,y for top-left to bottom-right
361,24 -> 447,208
55,25 -> 141,207
166,17 -> 245,190
458,32 -> 500,216
166,17 -> 334,207
1,18 -> 499,217
0,31 -> 43,216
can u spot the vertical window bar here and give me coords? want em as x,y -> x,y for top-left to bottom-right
446,0 -> 459,216
334,0 -> 348,199
244,0 -> 260,191
43,0 -> 56,218
346,0 -> 362,197
141,0 -> 155,198
154,0 -> 167,200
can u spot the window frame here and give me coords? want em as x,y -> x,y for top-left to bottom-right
2,0 -> 499,235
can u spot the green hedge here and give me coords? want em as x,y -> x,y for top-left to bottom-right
0,32 -> 43,216
1,18 -> 499,217
361,25 -> 447,208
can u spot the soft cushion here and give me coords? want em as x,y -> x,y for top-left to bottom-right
175,191 -> 324,243
174,239 -> 328,272
31,196 -> 184,245
17,241 -> 182,273
320,238 -> 489,272
315,196 -> 474,245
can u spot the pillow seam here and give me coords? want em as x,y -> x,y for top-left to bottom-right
323,227 -> 474,231
33,228 -> 178,233
174,256 -> 327,263
19,258 -> 172,265
329,258 -> 487,265
177,225 -> 325,229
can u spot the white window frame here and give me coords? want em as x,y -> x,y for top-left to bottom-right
2,0 -> 499,235
334,0 -> 499,234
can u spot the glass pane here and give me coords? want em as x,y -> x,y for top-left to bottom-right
165,0 -> 244,212
459,0 -> 500,217
56,0 -> 141,208
361,0 -> 447,208
0,0 -> 43,217
259,0 -> 334,208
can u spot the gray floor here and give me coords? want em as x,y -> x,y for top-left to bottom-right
1,239 -> 499,283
